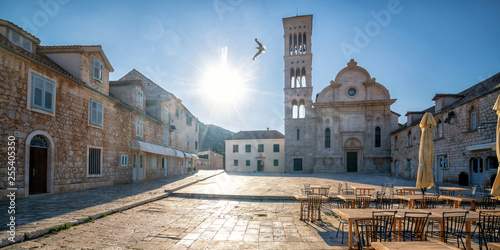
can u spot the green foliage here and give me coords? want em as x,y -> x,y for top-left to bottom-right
199,123 -> 234,155
48,223 -> 72,234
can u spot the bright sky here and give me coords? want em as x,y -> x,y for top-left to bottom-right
2,1 -> 500,133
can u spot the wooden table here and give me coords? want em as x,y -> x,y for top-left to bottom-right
337,194 -> 373,208
331,208 -> 479,250
439,195 -> 483,211
294,195 -> 328,220
394,186 -> 421,195
351,185 -> 376,195
488,242 -> 500,250
309,185 -> 330,195
371,241 -> 459,249
394,194 -> 442,209
439,187 -> 471,196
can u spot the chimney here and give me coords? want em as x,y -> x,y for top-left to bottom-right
267,127 -> 269,131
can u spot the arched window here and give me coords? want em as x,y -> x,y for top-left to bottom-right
470,106 -> 478,131
296,68 -> 301,87
298,99 -> 305,118
292,100 -> 298,119
408,131 -> 412,146
301,67 -> 306,87
290,68 -> 295,88
375,126 -> 381,148
303,33 -> 307,53
437,120 -> 443,138
293,33 -> 297,55
298,32 -> 302,54
289,34 -> 293,55
325,128 -> 331,148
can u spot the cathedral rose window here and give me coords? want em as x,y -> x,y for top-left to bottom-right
347,88 -> 356,97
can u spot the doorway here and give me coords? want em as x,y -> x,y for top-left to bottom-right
139,154 -> 144,180
346,152 -> 358,172
29,135 -> 48,195
293,158 -> 303,171
470,157 -> 483,185
257,160 -> 264,172
133,154 -> 137,181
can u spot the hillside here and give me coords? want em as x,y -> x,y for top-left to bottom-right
198,123 -> 234,155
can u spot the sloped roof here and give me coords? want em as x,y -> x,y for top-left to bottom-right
391,73 -> 500,135
39,45 -> 114,72
0,31 -> 81,84
0,19 -> 40,44
119,69 -> 173,98
226,130 -> 285,140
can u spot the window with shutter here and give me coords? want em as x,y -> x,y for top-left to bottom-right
92,57 -> 103,82
163,130 -> 168,145
31,73 -> 54,112
90,99 -> 103,126
137,90 -> 143,107
8,29 -> 32,52
136,119 -> 143,137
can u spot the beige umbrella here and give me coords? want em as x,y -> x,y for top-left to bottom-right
491,94 -> 500,197
416,112 -> 437,195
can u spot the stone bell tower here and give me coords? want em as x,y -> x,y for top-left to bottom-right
282,15 -> 316,173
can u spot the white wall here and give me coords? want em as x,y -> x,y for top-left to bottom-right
225,138 -> 285,173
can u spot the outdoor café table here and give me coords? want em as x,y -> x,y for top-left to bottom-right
337,194 -> 373,208
394,186 -> 421,195
351,185 -> 376,195
394,194 -> 442,209
309,185 -> 323,194
439,187 -> 472,196
371,241 -> 460,249
439,195 -> 483,211
331,208 -> 479,250
488,243 -> 500,250
294,195 -> 328,220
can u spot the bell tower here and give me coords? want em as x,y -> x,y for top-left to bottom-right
283,15 -> 316,173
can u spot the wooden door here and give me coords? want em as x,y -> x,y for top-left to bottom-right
293,158 -> 303,171
29,147 -> 47,194
257,160 -> 264,172
471,158 -> 483,185
347,152 -> 358,172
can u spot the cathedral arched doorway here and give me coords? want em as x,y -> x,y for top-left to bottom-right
344,138 -> 363,173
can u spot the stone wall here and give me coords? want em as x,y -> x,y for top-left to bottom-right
391,89 -> 500,185
0,43 -> 195,200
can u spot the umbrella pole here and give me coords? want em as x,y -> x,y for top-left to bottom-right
421,188 -> 426,208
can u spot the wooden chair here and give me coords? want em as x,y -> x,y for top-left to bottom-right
342,188 -> 355,195
306,195 -> 322,221
355,196 -> 370,209
478,211 -> 500,250
400,212 -> 431,241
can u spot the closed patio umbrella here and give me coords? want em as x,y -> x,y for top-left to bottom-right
491,94 -> 500,197
416,112 -> 436,195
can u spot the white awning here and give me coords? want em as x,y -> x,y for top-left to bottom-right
182,152 -> 199,159
130,140 -> 177,157
466,142 -> 495,151
174,150 -> 184,158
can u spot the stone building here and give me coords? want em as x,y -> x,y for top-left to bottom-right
391,73 -> 500,185
197,151 -> 223,170
225,130 -> 285,173
283,15 -> 399,173
0,19 -> 198,200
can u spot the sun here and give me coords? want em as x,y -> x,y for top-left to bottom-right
202,63 -> 244,105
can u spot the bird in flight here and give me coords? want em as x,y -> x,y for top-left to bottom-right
252,38 -> 266,61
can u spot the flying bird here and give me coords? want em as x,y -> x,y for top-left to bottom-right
252,38 -> 266,61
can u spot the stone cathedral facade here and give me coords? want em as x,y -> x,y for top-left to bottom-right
283,15 -> 399,173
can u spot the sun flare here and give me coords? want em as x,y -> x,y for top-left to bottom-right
201,48 -> 245,105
